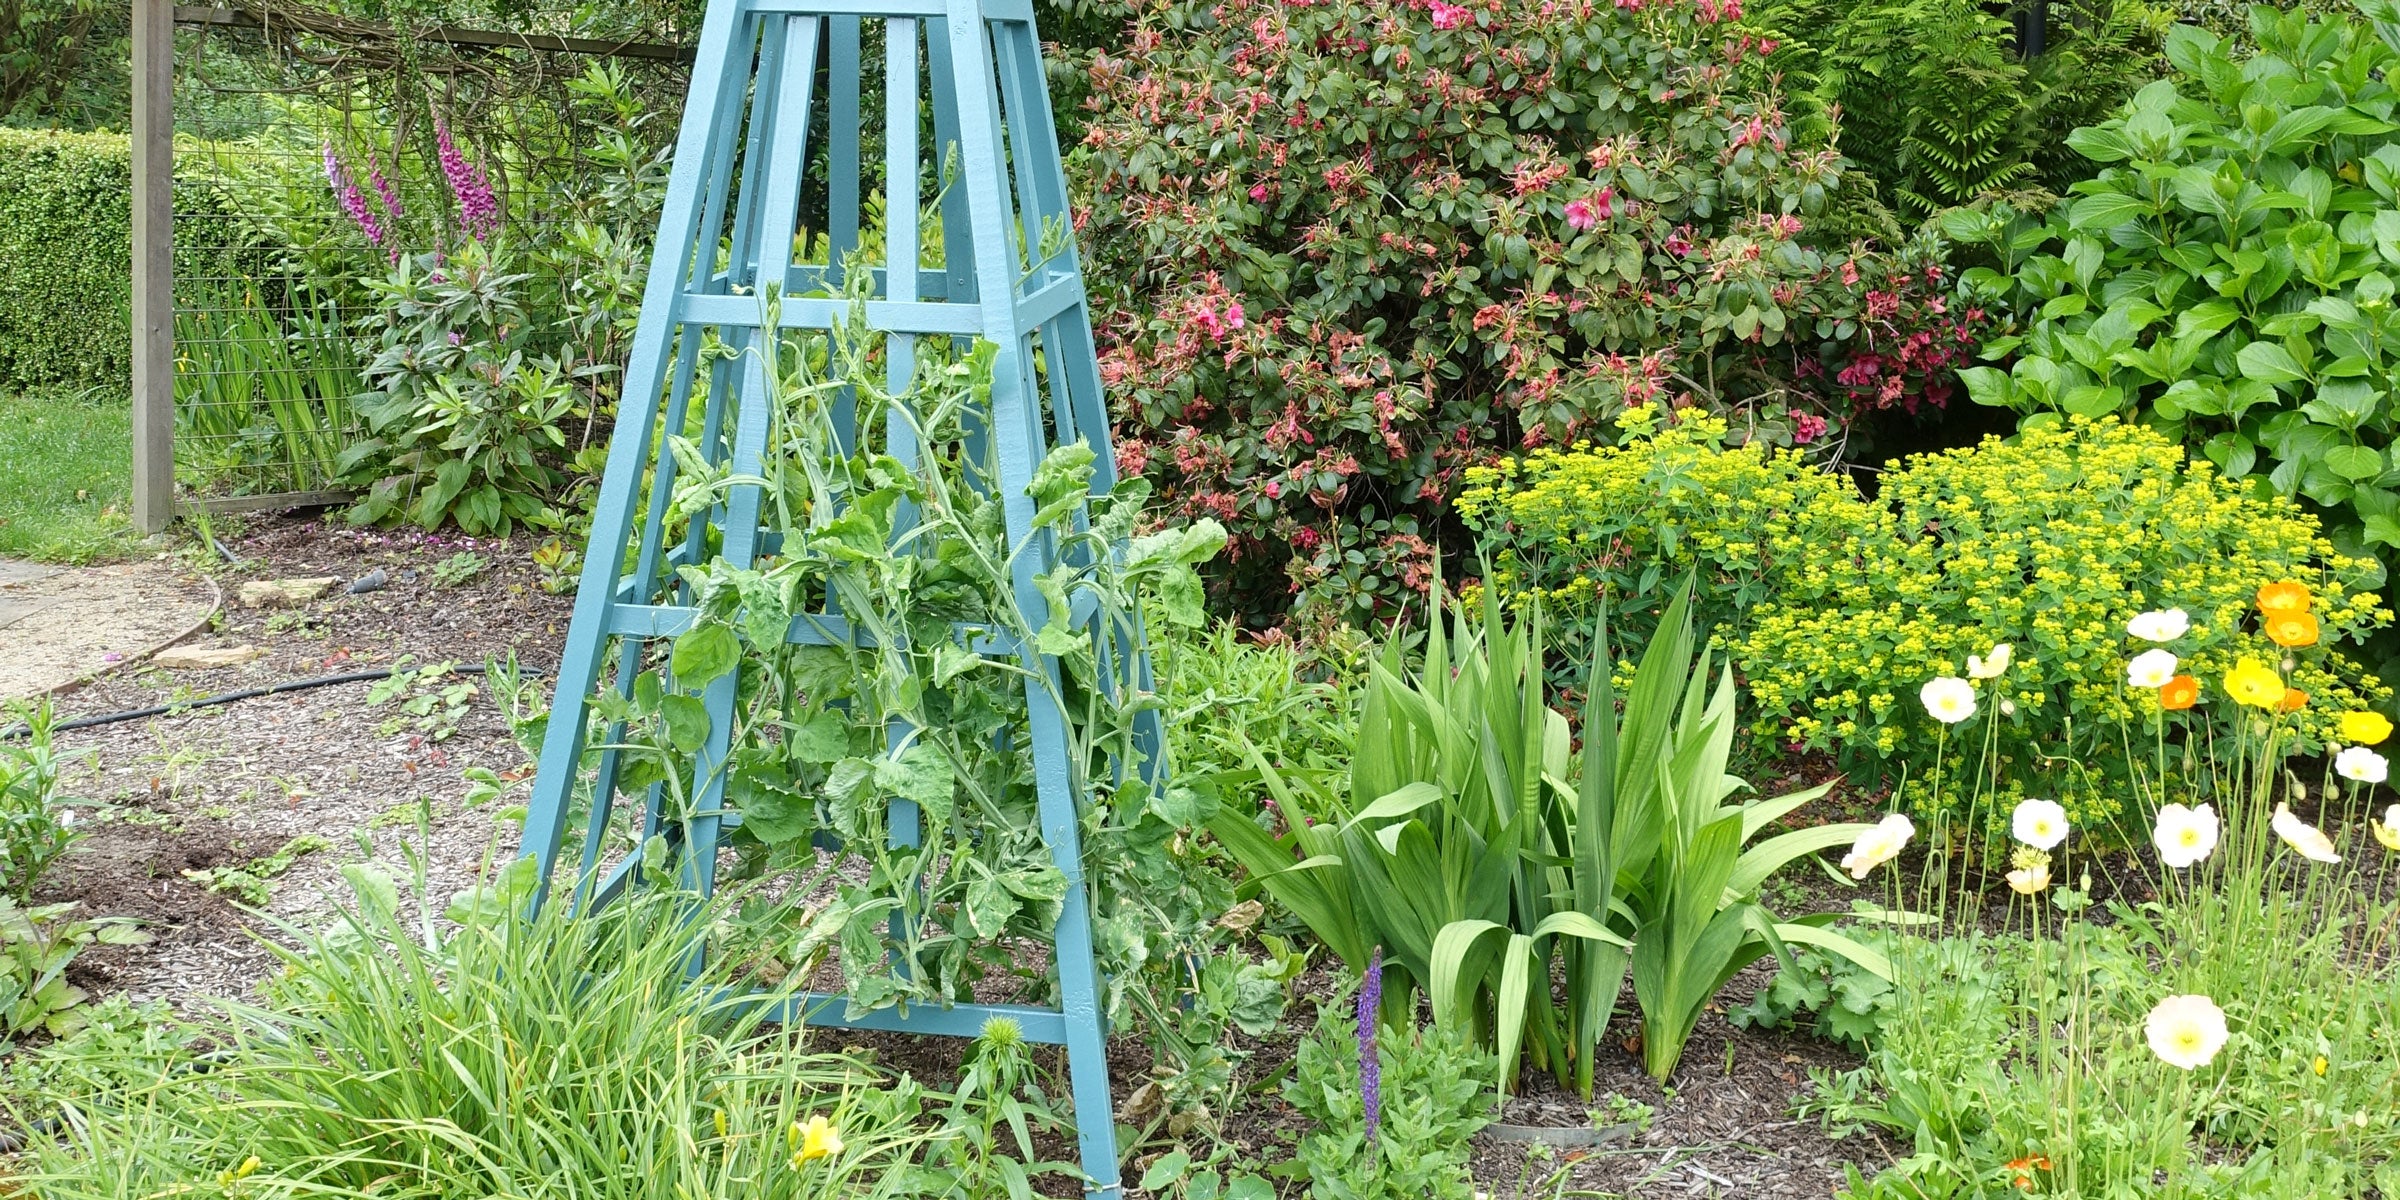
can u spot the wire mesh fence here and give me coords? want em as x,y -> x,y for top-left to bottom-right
162,0 -> 692,506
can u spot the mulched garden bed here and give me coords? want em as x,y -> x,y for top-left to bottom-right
30,514 -> 1877,1193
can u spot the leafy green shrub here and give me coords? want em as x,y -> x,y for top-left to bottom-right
341,242 -> 583,535
0,130 -> 252,388
1456,402 -> 1875,663
0,130 -> 139,386
1750,0 -> 2169,224
1949,7 -> 2400,576
1286,994 -> 1496,1200
1736,418 -> 2393,831
0,701 -> 78,900
1078,0 -> 1970,625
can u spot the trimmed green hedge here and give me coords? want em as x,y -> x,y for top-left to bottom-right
0,129 -> 140,388
0,131 -> 258,389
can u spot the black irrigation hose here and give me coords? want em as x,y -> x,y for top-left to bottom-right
1,660 -> 548,741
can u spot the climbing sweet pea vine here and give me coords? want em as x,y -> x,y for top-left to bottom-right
592,299 -> 1226,1017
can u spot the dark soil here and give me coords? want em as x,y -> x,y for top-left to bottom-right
38,513 -> 570,1011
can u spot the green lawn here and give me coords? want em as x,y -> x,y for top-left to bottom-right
0,385 -> 140,563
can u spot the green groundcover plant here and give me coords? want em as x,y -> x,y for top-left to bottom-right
1077,0 -> 1971,626
1950,2 -> 2400,577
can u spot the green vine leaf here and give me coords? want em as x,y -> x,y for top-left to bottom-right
659,694 -> 712,754
670,624 -> 742,688
877,745 -> 956,825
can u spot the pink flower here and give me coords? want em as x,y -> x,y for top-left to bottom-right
1430,0 -> 1470,29
1592,186 -> 1615,221
1226,301 -> 1246,330
1792,413 -> 1828,444
1266,481 -> 1282,498
1663,226 -> 1694,257
1250,183 -> 1269,202
1564,197 -> 1599,231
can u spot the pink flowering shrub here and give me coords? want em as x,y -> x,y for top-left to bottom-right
1077,0 -> 1975,625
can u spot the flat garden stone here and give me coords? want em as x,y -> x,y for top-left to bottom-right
152,643 -> 267,670
237,577 -> 342,608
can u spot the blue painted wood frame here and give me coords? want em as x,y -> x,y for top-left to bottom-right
513,3 -> 1151,1194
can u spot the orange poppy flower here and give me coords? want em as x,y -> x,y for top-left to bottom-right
2280,687 -> 2308,713
2266,611 -> 2320,648
2160,675 -> 2200,710
2007,1154 -> 2054,1190
2257,581 -> 2313,615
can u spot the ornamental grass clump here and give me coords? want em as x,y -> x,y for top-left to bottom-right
1737,416 -> 2392,841
13,858 -> 928,1200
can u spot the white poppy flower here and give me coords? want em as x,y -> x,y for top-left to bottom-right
1967,643 -> 2013,680
2127,609 -> 2190,643
1920,677 -> 1977,725
2152,803 -> 2219,869
2126,649 -> 2179,690
1840,813 -> 1915,880
2272,803 -> 2341,864
2144,994 -> 2229,1070
2011,798 -> 2069,851
2336,746 -> 2389,785
2006,862 -> 2050,894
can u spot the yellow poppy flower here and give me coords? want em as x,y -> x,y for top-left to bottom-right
789,1115 -> 844,1166
2223,658 -> 2285,709
2341,711 -> 2393,746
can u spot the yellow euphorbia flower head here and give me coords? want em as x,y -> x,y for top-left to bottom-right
2341,711 -> 2394,746
2223,658 -> 2286,709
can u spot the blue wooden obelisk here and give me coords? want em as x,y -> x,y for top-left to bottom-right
513,1 -> 1138,1193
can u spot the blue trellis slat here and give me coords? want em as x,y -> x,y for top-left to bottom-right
514,1 -> 1142,1194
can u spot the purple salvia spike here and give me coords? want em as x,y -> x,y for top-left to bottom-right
1358,948 -> 1383,1145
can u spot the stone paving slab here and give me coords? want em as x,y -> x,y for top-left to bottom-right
0,560 -> 217,700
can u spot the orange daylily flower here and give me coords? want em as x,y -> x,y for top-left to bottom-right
2266,610 -> 2319,647
2257,581 -> 2312,615
2160,675 -> 2200,710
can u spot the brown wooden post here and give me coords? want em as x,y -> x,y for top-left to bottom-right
130,0 -> 176,534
